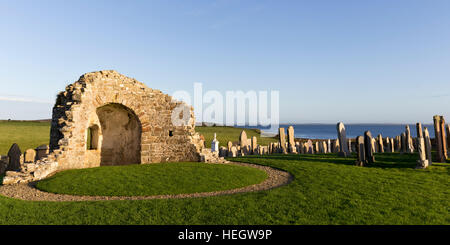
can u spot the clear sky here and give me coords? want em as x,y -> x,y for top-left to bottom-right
1,0 -> 449,124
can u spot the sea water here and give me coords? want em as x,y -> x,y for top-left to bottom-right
243,124 -> 435,139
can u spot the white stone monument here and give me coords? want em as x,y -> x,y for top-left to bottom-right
211,133 -> 219,152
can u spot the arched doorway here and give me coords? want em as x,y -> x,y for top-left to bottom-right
96,103 -> 142,166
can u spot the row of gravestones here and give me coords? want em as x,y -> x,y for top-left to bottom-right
218,126 -> 352,158
217,116 -> 449,170
353,115 -> 450,169
0,144 -> 49,176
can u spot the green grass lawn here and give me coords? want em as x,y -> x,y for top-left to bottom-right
0,121 -> 50,155
35,162 -> 267,196
0,153 -> 448,225
0,121 -> 449,225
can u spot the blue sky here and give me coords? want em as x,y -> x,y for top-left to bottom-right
1,0 -> 449,124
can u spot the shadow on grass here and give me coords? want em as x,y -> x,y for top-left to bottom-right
237,152 -> 422,169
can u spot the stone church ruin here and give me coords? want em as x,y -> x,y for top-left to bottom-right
2,70 -> 224,184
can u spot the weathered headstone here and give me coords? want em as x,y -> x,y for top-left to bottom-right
405,125 -> 414,153
24,149 -> 36,163
327,139 -> 331,153
377,134 -> 384,153
400,132 -> 406,153
373,138 -> 378,153
35,145 -> 49,160
422,127 -> 432,165
278,128 -> 287,154
7,143 -> 22,171
251,136 -> 257,154
227,141 -> 233,152
0,155 -> 9,175
239,130 -> 248,155
385,137 -> 391,153
287,126 -> 297,153
390,138 -> 395,152
416,136 -> 429,169
447,124 -> 450,150
219,146 -> 227,157
306,140 -> 314,154
322,141 -> 327,154
356,136 -> 366,166
230,146 -> 237,157
336,122 -> 350,157
433,115 -> 448,162
348,139 -> 352,153
331,139 -> 340,153
364,131 -> 375,163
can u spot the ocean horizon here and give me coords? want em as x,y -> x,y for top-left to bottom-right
241,124 -> 436,139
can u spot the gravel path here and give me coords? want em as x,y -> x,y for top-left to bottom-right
0,162 -> 293,202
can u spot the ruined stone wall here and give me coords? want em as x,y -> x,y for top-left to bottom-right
49,70 -> 203,170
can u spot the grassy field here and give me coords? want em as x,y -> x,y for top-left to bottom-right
0,153 -> 448,225
36,162 -> 267,196
0,121 -> 449,225
0,121 -> 50,155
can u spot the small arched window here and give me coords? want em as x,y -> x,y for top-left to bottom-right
87,125 -> 99,150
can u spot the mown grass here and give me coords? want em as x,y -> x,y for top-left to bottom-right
0,121 -> 448,225
0,121 -> 50,155
196,126 -> 278,147
35,162 -> 268,196
0,153 -> 448,225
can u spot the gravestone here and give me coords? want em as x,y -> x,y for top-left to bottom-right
239,130 -> 248,155
251,136 -> 257,154
24,149 -> 36,163
423,127 -> 433,165
416,123 -> 429,169
405,125 -> 414,153
377,134 -> 384,153
356,136 -> 366,166
331,139 -> 340,153
433,115 -> 448,162
348,139 -> 352,153
395,135 -> 401,152
278,128 -> 287,154
219,147 -> 227,157
230,146 -> 237,157
447,124 -> 450,150
322,141 -> 327,154
385,137 -> 391,153
416,136 -> 429,169
373,138 -> 378,153
336,122 -> 350,157
306,140 -> 314,154
35,145 -> 49,161
287,126 -> 297,153
7,143 -> 22,171
227,141 -> 233,152
0,155 -> 9,176
211,133 -> 219,152
364,131 -> 375,163
400,133 -> 406,153
327,139 -> 332,153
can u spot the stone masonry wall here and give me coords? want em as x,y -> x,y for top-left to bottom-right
49,70 -> 203,170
